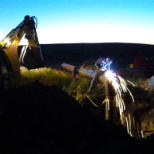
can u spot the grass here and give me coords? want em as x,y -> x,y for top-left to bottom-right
13,66 -> 154,138
19,66 -> 148,104
19,66 -> 107,106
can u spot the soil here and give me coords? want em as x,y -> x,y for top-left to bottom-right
1,42 -> 154,153
0,81 -> 154,154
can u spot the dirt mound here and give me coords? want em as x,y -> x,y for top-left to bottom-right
0,81 -> 152,153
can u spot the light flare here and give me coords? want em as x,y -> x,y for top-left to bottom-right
103,70 -> 134,124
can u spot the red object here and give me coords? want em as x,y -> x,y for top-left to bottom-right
134,55 -> 148,67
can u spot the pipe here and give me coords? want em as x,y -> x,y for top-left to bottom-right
61,63 -> 94,78
61,63 -> 110,120
61,63 -> 108,91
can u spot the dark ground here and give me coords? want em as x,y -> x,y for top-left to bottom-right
41,43 -> 154,69
1,43 -> 154,153
40,43 -> 154,78
0,81 -> 154,154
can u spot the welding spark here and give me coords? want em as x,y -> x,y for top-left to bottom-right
103,70 -> 134,124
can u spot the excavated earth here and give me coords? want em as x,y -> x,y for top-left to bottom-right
0,81 -> 154,154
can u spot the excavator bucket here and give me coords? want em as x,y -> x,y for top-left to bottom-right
0,15 -> 44,88
19,44 -> 43,69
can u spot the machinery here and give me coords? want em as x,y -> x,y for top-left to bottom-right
0,15 -> 44,88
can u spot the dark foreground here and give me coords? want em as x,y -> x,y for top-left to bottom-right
0,82 -> 154,154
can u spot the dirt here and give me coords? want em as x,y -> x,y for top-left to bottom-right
0,81 -> 153,154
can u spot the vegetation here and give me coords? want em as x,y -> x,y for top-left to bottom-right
18,66 -> 154,138
20,66 -> 106,107
19,66 -> 152,105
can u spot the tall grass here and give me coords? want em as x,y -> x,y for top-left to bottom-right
19,66 -> 154,138
19,67 -> 106,105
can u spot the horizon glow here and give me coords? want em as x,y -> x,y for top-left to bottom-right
1,0 -> 154,45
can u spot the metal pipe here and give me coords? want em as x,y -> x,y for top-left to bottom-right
61,63 -> 108,93
61,63 -> 94,78
61,63 -> 108,94
61,63 -> 111,120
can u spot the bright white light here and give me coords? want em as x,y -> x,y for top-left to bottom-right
0,32 -> 5,41
1,24 -> 154,44
37,24 -> 154,44
103,70 -> 134,124
19,34 -> 28,45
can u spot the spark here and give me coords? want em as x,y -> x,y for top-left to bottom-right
141,130 -> 144,138
126,117 -> 129,134
127,80 -> 136,87
103,70 -> 134,124
128,114 -> 133,137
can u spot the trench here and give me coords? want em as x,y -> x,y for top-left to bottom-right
0,81 -> 152,153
